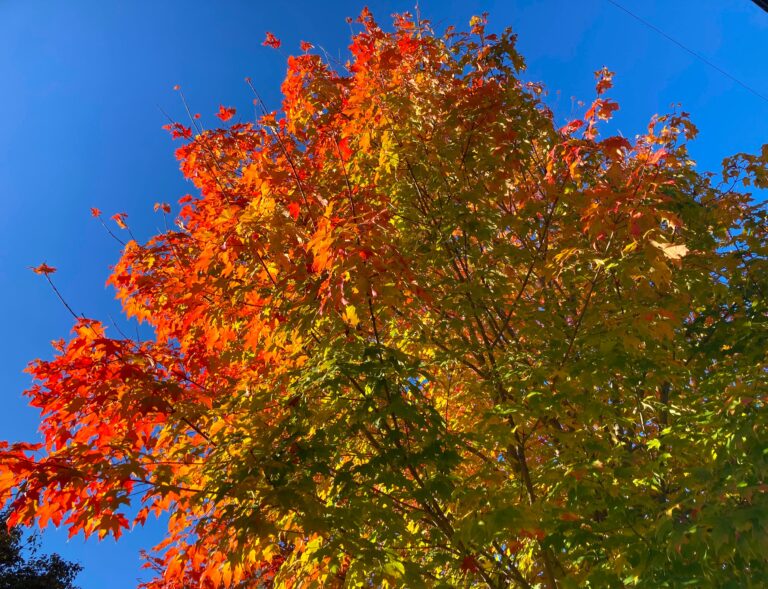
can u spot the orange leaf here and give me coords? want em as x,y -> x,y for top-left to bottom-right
31,263 -> 57,275
111,213 -> 128,229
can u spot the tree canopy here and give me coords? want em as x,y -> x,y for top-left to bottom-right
1,10 -> 767,588
0,511 -> 81,589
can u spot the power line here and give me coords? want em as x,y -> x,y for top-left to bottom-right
606,0 -> 768,105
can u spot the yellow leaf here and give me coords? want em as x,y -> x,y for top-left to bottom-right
209,419 -> 227,437
650,239 -> 688,261
343,305 -> 360,328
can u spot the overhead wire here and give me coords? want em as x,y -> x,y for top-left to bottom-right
605,0 -> 768,105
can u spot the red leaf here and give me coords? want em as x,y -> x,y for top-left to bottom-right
585,99 -> 619,122
300,41 -> 314,51
263,32 -> 281,49
287,202 -> 300,220
90,207 -> 102,217
460,555 -> 480,572
595,67 -> 614,96
337,137 -> 352,160
560,119 -> 584,135
162,123 -> 192,140
216,105 -> 236,122
600,136 -> 632,154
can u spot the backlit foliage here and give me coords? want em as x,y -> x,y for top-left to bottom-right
2,11 -> 767,588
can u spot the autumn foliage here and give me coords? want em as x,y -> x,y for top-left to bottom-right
2,10 -> 767,588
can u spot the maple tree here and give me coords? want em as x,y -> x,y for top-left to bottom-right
2,10 -> 767,588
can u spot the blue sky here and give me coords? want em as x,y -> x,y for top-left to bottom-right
1,1 -> 766,587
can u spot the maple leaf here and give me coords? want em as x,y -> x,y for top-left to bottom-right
343,304 -> 359,327
287,201 -> 300,220
560,119 -> 584,135
262,31 -> 281,49
595,67 -> 614,95
111,212 -> 128,229
650,239 -> 688,261
300,40 -> 314,51
600,135 -> 632,154
162,122 -> 193,140
31,263 -> 57,275
90,207 -> 102,217
216,105 -> 236,122
647,148 -> 668,165
469,14 -> 486,35
585,98 -> 619,121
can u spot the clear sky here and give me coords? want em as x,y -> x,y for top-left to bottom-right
1,1 -> 766,587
